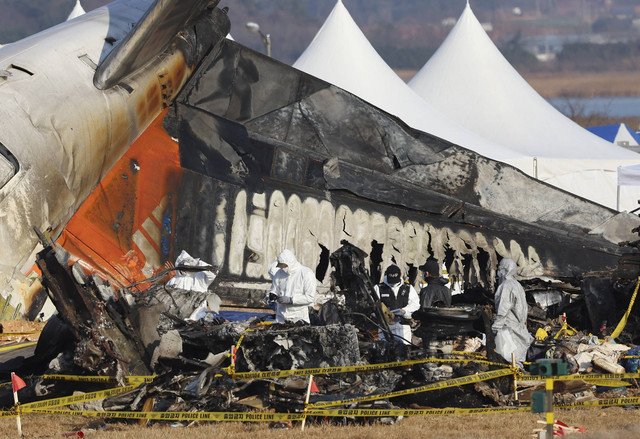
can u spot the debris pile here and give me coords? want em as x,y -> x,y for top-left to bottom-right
2,239 -> 640,427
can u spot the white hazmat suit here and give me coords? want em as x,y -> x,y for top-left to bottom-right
492,258 -> 531,368
269,250 -> 317,324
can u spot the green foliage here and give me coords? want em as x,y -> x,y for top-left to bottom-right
592,16 -> 632,33
499,32 -> 542,71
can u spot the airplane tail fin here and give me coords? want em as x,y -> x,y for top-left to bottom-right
94,0 -> 227,89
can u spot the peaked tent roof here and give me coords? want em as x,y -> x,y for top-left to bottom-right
408,2 -> 640,210
66,0 -> 86,21
293,0 -> 528,165
587,123 -> 640,147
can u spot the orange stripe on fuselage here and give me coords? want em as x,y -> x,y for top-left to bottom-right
56,109 -> 183,289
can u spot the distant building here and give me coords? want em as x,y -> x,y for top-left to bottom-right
521,33 -> 610,62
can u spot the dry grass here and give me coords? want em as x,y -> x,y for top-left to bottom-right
0,320 -> 44,345
523,72 -> 640,98
395,69 -> 640,99
0,407 -> 639,439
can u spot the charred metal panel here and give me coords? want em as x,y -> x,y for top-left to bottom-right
169,105 -> 266,192
36,246 -> 150,375
166,88 -> 626,286
165,164 -> 620,293
173,171 -> 232,269
0,0 -> 232,309
95,0 -> 227,89
174,40 -> 640,247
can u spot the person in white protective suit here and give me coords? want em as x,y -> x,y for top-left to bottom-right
492,258 -> 531,368
268,250 -> 317,324
373,265 -> 420,345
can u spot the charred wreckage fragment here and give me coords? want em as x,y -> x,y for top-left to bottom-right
1,242 -> 504,412
3,233 -> 640,422
4,2 -> 640,424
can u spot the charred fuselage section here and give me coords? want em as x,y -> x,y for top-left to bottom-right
156,38 -> 639,296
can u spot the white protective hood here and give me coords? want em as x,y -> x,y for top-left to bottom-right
408,2 -> 640,211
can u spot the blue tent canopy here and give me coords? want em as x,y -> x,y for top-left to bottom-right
587,123 -> 640,146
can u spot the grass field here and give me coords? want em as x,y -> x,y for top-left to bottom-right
395,70 -> 640,99
394,69 -> 640,128
1,407 -> 639,439
523,72 -> 640,99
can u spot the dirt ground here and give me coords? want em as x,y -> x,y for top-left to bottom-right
0,320 -> 44,344
0,407 -> 637,439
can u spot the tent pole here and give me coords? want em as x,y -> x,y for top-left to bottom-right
617,185 -> 621,211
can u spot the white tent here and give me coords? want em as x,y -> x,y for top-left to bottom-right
408,2 -> 640,210
66,0 -> 86,21
293,0 -> 529,167
618,164 -> 640,210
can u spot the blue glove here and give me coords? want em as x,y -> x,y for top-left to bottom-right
277,296 -> 292,304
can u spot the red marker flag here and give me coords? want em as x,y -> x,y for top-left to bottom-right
310,378 -> 319,393
11,373 -> 26,393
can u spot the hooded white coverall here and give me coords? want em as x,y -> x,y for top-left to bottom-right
492,258 -> 531,368
374,277 -> 420,345
269,250 -> 317,324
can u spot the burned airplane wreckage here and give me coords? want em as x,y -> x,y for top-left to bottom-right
3,0 -> 640,424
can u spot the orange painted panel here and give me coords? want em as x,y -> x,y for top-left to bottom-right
57,110 -> 184,289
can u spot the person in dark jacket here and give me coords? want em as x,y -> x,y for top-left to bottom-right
419,260 -> 452,309
372,265 -> 419,345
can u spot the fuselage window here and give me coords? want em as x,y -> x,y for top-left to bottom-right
0,143 -> 18,189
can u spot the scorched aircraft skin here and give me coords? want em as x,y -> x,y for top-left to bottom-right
0,1 -> 639,319
56,37 -> 640,314
0,0 -> 230,316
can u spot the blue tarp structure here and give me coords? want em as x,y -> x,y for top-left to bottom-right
587,123 -> 640,147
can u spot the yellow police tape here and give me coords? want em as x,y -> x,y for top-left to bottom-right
29,354 -> 509,386
22,408 -> 309,421
0,331 -> 41,337
6,383 -> 640,421
20,385 -> 138,411
9,397 -> 640,421
582,379 -> 631,387
41,375 -> 154,384
0,342 -> 37,353
19,406 -> 532,421
517,373 -> 640,382
309,406 -> 531,417
557,396 -> 640,409
227,357 -> 512,380
308,368 -> 514,408
611,275 -> 640,339
0,410 -> 17,419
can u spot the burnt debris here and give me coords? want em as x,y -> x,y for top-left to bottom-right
2,239 -> 640,426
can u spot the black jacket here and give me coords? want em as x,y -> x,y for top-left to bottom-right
419,277 -> 451,309
374,283 -> 411,310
